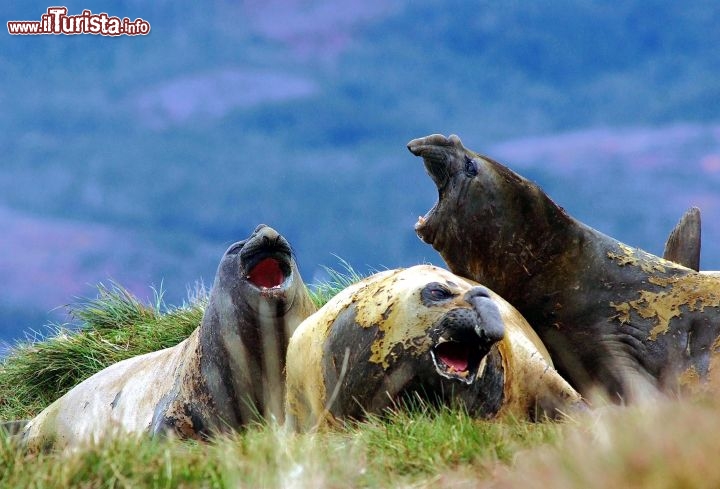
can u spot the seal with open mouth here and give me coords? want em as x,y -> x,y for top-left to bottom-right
285,265 -> 583,431
408,134 -> 720,401
22,224 -> 316,451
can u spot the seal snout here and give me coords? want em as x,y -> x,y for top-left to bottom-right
407,134 -> 463,214
408,134 -> 450,155
430,288 -> 505,385
240,225 -> 294,290
464,286 -> 505,345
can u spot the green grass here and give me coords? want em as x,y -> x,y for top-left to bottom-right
307,259 -> 366,309
355,403 -> 559,481
0,407 -> 561,488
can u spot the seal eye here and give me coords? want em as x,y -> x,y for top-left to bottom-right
463,156 -> 478,177
421,283 -> 456,305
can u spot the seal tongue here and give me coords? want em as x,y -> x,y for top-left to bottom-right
248,258 -> 285,289
435,342 -> 470,372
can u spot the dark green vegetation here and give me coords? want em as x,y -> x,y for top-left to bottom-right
2,0 -> 719,342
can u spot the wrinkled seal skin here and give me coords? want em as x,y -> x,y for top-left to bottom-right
285,265 -> 583,431
409,134 -> 720,401
22,225 -> 316,451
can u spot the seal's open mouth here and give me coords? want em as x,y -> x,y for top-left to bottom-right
241,233 -> 293,291
248,257 -> 288,289
407,135 -> 455,244
430,330 -> 487,385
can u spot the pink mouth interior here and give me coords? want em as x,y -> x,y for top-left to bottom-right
248,258 -> 285,289
435,342 -> 470,372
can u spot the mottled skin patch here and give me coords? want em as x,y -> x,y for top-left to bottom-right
285,265 -> 583,431
22,225 -> 316,451
607,243 -> 671,274
610,271 -> 720,341
409,134 -> 720,401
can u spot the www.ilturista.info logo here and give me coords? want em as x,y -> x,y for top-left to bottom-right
7,7 -> 150,36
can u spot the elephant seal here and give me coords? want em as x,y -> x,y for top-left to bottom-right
22,224 -> 316,451
408,134 -> 720,402
285,265 -> 584,431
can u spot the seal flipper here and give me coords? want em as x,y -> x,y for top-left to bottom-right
663,207 -> 701,271
532,370 -> 588,421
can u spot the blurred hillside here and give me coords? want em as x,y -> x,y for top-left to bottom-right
1,0 -> 719,345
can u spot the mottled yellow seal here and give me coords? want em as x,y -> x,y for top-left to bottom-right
285,265 -> 583,431
409,134 -> 720,401
22,224 -> 316,451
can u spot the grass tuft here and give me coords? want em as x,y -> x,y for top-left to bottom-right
308,258 -> 367,308
0,406 -> 565,488
353,403 -> 560,485
484,399 -> 720,489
